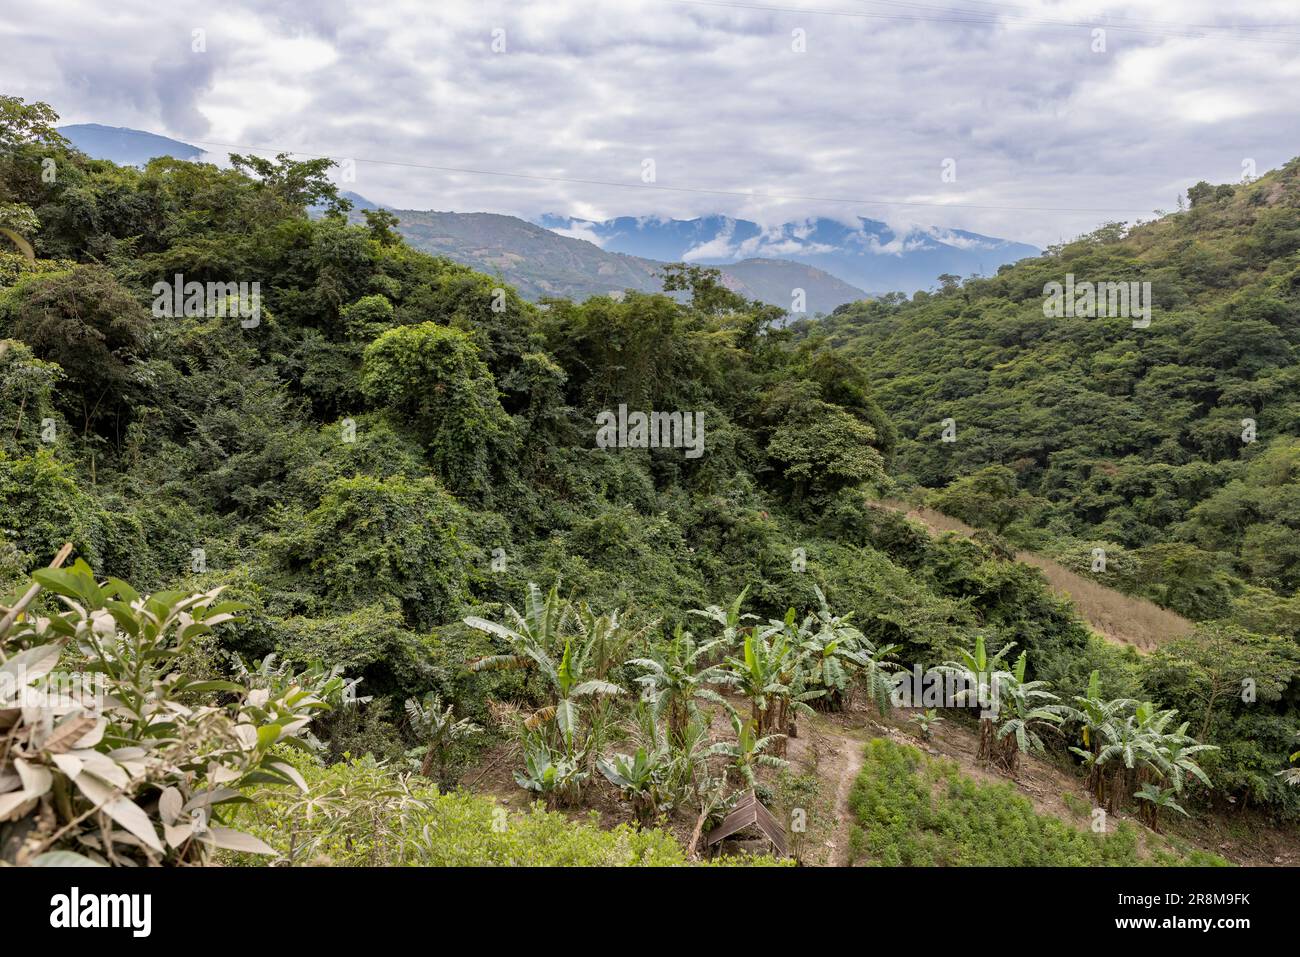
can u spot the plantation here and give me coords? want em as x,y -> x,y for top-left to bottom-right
847,739 -> 1228,867
0,92 -> 1297,868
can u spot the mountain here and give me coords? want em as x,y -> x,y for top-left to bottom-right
57,125 -> 1034,310
539,214 -> 1040,294
57,124 -> 205,166
351,203 -> 867,313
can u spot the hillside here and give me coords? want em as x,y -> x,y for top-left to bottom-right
368,205 -> 867,313
811,161 -> 1300,626
56,124 -> 868,313
2,96 -> 1298,867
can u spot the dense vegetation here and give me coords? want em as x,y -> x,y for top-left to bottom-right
847,739 -> 1227,866
0,93 -> 1297,865
808,165 -> 1300,816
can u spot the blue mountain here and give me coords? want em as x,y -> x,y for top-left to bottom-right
57,124 -> 206,166
538,214 -> 1039,295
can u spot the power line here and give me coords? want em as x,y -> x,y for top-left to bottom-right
666,0 -> 1300,45
890,0 -> 1300,35
186,137 -> 1159,215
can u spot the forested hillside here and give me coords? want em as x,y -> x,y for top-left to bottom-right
1,95 -> 1297,866
807,162 -> 1300,815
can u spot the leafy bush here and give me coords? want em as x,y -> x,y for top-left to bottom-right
0,560 -> 337,865
234,754 -> 782,866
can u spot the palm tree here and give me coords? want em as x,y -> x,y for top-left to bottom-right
629,623 -> 734,746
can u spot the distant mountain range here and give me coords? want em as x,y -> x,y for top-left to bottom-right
58,124 -> 1039,311
344,196 -> 866,312
539,214 -> 1041,295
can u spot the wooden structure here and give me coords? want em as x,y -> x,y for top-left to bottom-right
703,790 -> 788,858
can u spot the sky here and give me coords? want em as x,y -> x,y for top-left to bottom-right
3,0 -> 1299,247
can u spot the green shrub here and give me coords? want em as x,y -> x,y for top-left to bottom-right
847,738 -> 1228,867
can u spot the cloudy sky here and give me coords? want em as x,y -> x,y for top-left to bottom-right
4,0 -> 1299,247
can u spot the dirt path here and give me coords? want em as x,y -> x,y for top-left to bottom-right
826,736 -> 865,866
873,499 -> 1191,651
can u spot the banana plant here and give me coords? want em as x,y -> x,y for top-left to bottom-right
688,586 -> 758,646
1063,669 -> 1138,801
938,633 -> 1017,763
514,741 -> 588,809
597,746 -> 670,823
467,583 -> 624,765
909,708 -> 943,741
629,623 -> 735,745
992,652 -> 1066,773
725,616 -> 822,746
1134,783 -> 1188,832
404,692 -> 481,787
1279,732 -> 1300,786
707,713 -> 788,788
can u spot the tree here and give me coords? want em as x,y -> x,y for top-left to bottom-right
361,322 -> 514,497
1144,623 -> 1298,741
766,399 -> 887,506
362,208 -> 402,246
0,265 -> 151,436
928,465 -> 1040,535
228,152 -> 352,218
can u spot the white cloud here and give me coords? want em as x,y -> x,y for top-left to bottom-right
2,0 -> 1298,247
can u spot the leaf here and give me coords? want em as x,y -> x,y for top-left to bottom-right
163,823 -> 193,848
71,774 -> 164,854
255,723 -> 283,749
41,714 -> 99,755
0,791 -> 36,821
29,851 -> 106,866
13,759 -> 52,798
180,680 -> 245,694
269,761 -> 309,792
204,826 -> 276,855
50,753 -> 83,778
0,643 -> 63,685
159,786 -> 183,825
462,616 -> 519,641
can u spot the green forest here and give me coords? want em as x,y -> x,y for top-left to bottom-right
1,94 -> 1297,867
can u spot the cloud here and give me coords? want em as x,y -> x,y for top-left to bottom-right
546,220 -> 608,246
3,0 -> 1298,246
